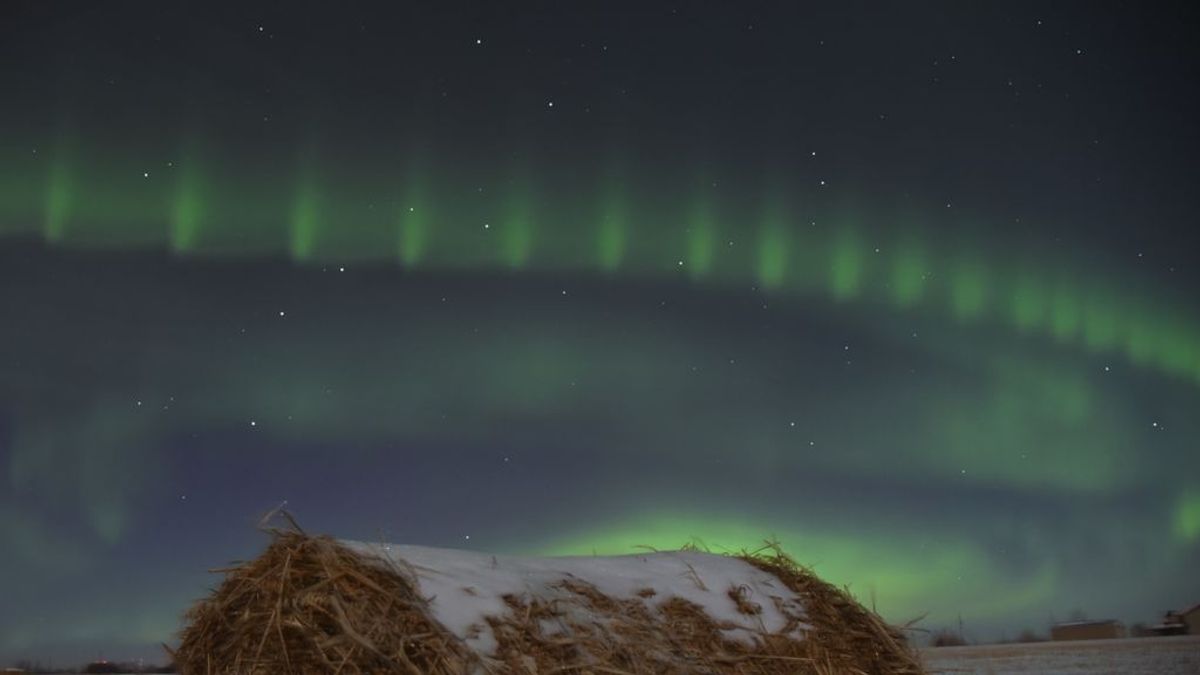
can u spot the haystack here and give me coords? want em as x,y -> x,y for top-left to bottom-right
173,528 -> 925,674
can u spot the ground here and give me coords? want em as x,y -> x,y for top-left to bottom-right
920,635 -> 1200,674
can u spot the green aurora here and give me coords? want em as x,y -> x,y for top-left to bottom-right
1,139 -> 1197,388
1,139 -> 1198,656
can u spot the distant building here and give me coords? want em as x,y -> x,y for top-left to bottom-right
1050,619 -> 1126,641
1181,603 -> 1200,635
1153,602 -> 1200,636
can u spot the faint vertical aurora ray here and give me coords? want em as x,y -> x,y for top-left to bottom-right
1010,273 -> 1047,334
755,192 -> 790,291
43,134 -> 75,243
500,169 -> 535,270
684,195 -> 716,281
397,163 -> 430,267
289,148 -> 321,263
169,138 -> 204,254
597,181 -> 628,273
829,224 -> 865,301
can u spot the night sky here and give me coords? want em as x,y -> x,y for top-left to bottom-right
2,1 -> 1199,664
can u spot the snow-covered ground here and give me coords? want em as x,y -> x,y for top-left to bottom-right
344,540 -> 811,657
921,635 -> 1200,674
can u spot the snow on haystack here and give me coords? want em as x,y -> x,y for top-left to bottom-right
173,527 -> 924,674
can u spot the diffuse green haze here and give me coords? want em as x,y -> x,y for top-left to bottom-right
2,141 -> 1198,387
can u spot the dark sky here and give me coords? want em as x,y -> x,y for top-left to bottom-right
1,1 -> 1199,664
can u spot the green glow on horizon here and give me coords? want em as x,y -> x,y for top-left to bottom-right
1177,488 -> 1200,543
684,201 -> 716,279
949,260 -> 988,321
829,228 -> 864,301
528,513 -> 1059,623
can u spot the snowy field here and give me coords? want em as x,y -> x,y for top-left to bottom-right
921,635 -> 1200,674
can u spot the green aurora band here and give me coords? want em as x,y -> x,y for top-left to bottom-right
4,143 -> 1196,390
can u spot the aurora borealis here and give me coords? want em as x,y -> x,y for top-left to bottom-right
2,1 -> 1199,664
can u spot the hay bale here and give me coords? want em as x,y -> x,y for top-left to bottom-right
174,531 -> 925,674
